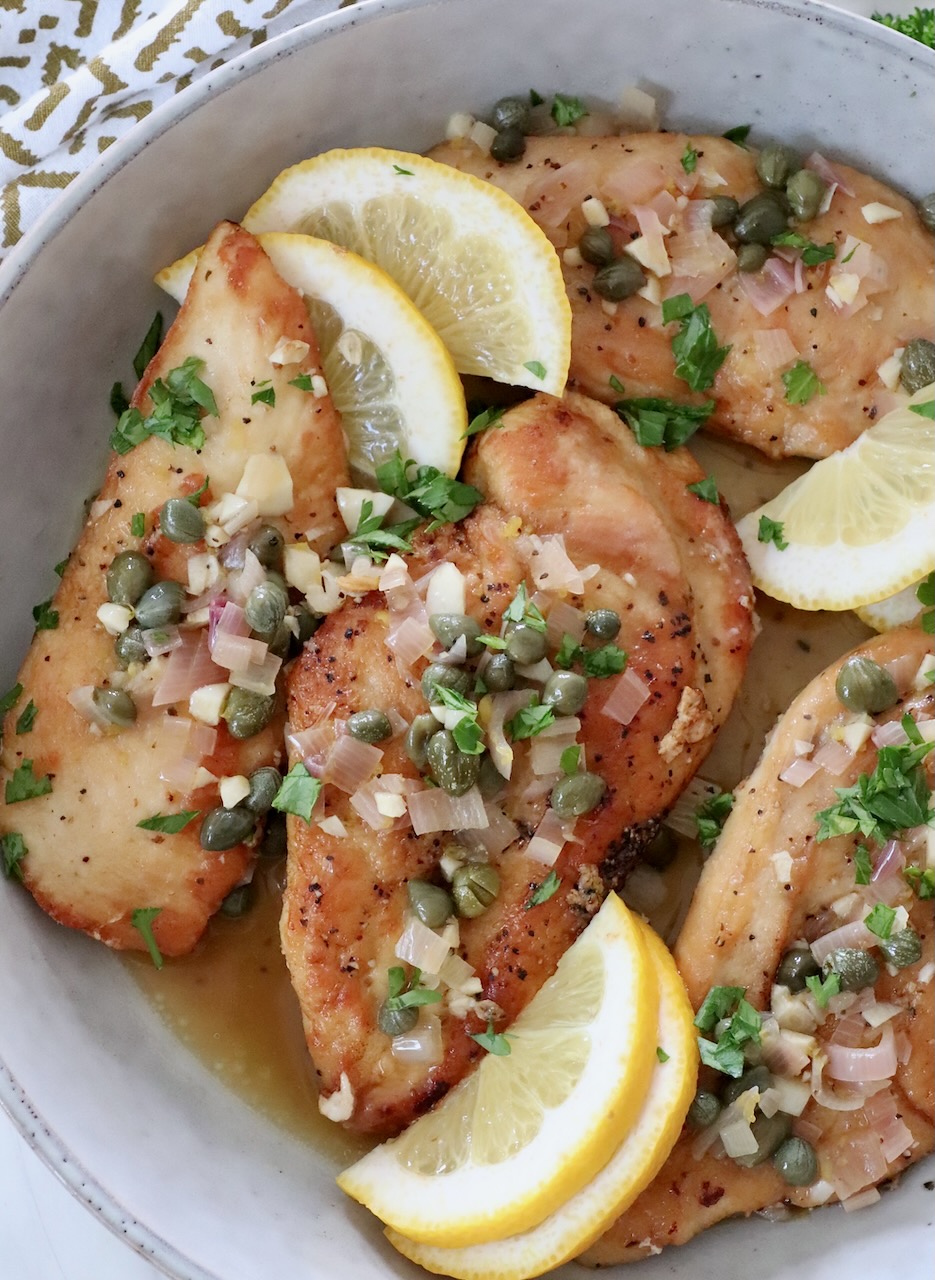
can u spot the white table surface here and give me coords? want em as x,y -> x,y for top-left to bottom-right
0,0 -> 896,1274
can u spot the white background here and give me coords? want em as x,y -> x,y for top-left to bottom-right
0,0 -> 898,1275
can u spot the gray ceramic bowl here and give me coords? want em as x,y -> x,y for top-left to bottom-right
0,1 -> 932,1277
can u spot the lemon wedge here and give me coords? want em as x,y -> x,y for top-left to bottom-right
240,147 -> 571,394
337,893 -> 658,1249
856,575 -> 929,632
736,384 -> 935,611
156,233 -> 466,480
386,917 -> 697,1280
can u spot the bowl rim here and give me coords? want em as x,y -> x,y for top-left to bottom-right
0,0 -> 930,1275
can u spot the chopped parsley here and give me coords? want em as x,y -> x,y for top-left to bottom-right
815,731 -> 934,845
344,499 -> 420,563
289,373 -> 314,392
507,699 -> 556,741
550,93 -> 587,127
871,8 -> 934,47
680,145 -> 698,174
110,355 -> 217,455
1,832 -> 27,882
469,1019 -> 512,1056
771,231 -> 837,266
272,763 -> 322,823
251,380 -> 276,407
432,687 -> 485,755
582,644 -> 627,678
554,634 -> 581,669
526,870 -> 562,909
656,1046 -> 671,1063
695,789 -> 733,850
782,359 -> 826,406
864,902 -> 897,940
5,759 -> 52,804
131,907 -> 164,970
32,598 -> 59,632
687,476 -> 719,504
529,88 -> 545,107
463,405 -> 505,438
904,865 -> 935,899
14,700 -> 37,734
840,244 -> 858,265
608,374 -> 626,394
523,360 -> 547,381
110,382 -> 130,416
917,572 -> 934,634
130,511 -> 146,537
663,295 -> 732,393
476,634 -> 508,651
757,515 -> 789,550
136,809 -> 199,834
910,399 -> 935,420
503,582 -> 547,633
376,451 -> 483,532
560,745 -> 582,775
0,683 -> 23,715
853,844 -> 873,886
392,164 -> 415,176
133,312 -> 164,379
694,986 -> 761,1077
806,970 -> 841,1008
615,396 -> 714,450
53,557 -> 68,578
722,124 -> 752,146
386,965 -> 443,1009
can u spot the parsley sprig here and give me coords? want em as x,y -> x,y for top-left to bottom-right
916,572 -> 934,634
344,499 -> 420,564
662,294 -> 732,393
615,396 -> 714,450
131,907 -> 164,970
272,763 -> 322,823
431,687 -> 485,755
503,583 -> 547,634
470,1019 -> 512,1056
757,515 -> 788,550
815,726 -> 934,845
771,231 -> 837,266
782,359 -> 826,406
694,986 -> 761,1077
376,452 -> 483,532
386,965 -> 443,1011
554,634 -> 627,679
507,699 -> 556,741
550,94 -> 588,127
526,870 -> 562,909
110,356 -> 218,455
1,832 -> 27,882
695,789 -> 733,851
5,759 -> 52,804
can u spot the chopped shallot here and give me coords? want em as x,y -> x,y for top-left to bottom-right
805,151 -> 856,197
322,734 -> 383,792
778,756 -> 821,787
527,809 -> 576,866
141,626 -> 182,657
466,805 -> 520,857
391,1013 -> 443,1064
753,329 -> 799,373
407,786 -> 488,836
386,609 -> 436,670
813,738 -> 853,777
153,631 -> 226,707
825,1025 -> 897,1083
601,668 -> 650,725
545,599 -> 586,649
211,631 -> 269,673
521,533 -> 588,595
871,839 -> 906,883
871,719 -> 910,749
486,690 -> 535,779
811,919 -> 878,966
395,917 -> 452,974
738,255 -> 796,316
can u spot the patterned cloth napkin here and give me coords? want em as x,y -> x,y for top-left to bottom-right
0,0 -> 346,263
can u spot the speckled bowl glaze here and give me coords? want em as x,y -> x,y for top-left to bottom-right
0,1 -> 932,1277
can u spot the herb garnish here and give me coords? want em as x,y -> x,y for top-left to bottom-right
815,729 -> 934,844
554,634 -> 626,679
15,700 -> 37,734
680,145 -> 698,174
470,1019 -> 512,1056
272,763 -> 322,823
130,512 -> 146,537
526,870 -> 562,909
131,907 -> 164,970
289,373 -> 315,392
386,965 -> 443,1010
432,687 -> 485,755
771,231 -> 837,266
656,1046 -> 671,1063
871,8 -> 934,47
0,683 -> 23,715
904,866 -> 935,899
344,499 -> 420,563
687,476 -> 720,504
615,396 -> 714,450
550,94 -> 587,127
910,399 -> 935,420
782,359 -> 826,406
136,810 -> 200,834
560,745 -> 581,775
251,380 -> 276,408
392,164 -> 415,176
507,699 -> 556,741
110,383 -> 130,416
757,515 -> 789,550
608,374 -> 626,394
32,598 -> 59,632
722,124 -> 752,146
134,312 -> 164,379
503,583 -> 547,634
376,451 -> 483,532
917,572 -> 934,633
695,789 -> 734,850
853,844 -> 873,885
806,970 -> 841,1008
5,759 -> 52,804
864,902 -> 897,940
110,356 -> 217,455
694,986 -> 761,1077
1,832 -> 27,882
529,88 -> 545,106
464,406 -> 505,438
523,360 -> 547,381
662,295 -> 732,392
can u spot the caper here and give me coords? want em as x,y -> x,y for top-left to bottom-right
244,579 -> 288,635
643,825 -> 677,870
484,653 -> 516,693
91,686 -> 137,728
405,713 -> 441,769
199,804 -> 257,852
734,192 -> 790,244
426,730 -> 480,797
737,242 -> 769,273
106,550 -> 153,606
491,94 -> 531,133
709,195 -> 740,229
159,497 -> 205,544
756,142 -> 801,190
477,753 -> 506,800
347,708 -> 393,744
264,620 -> 293,659
585,608 -> 621,641
773,1136 -> 818,1187
834,654 -> 898,715
722,1064 -> 772,1106
429,613 -> 483,656
878,927 -> 922,970
378,1001 -> 418,1038
258,811 -> 287,859
451,863 -> 500,918
786,168 -> 827,222
490,126 -> 526,163
825,946 -> 879,992
407,879 -> 454,929
222,687 -> 276,740
917,193 -> 935,234
247,523 -> 285,570
542,670 -> 588,716
244,766 -> 282,815
775,945 -> 820,993
114,623 -> 148,668
687,1089 -> 722,1130
134,579 -> 184,630
504,622 -> 548,666
550,771 -> 606,818
733,1111 -> 792,1168
293,604 -> 320,644
220,883 -> 253,918
421,663 -> 472,702
591,255 -> 645,301
578,225 -> 615,266
900,337 -> 935,395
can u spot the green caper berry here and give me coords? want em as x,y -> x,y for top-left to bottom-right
258,811 -> 287,859
591,255 -> 645,301
491,95 -> 531,132
378,1001 -> 419,1037
484,653 -> 516,693
159,497 -> 205,544
405,713 -> 441,769
733,1112 -> 792,1168
421,663 -> 472,702
244,766 -> 282,815
737,242 -> 769,273
91,686 -> 137,728
134,579 -> 184,630
825,946 -> 879,992
550,771 -> 606,818
264,620 -> 293,660
878,927 -> 922,970
542,670 -> 588,716
709,195 -> 740,229
451,862 -> 500,918
786,168 -> 827,222
199,804 -> 257,852
426,730 -> 480,797
721,1064 -> 772,1106
642,825 -> 677,870
220,883 -> 253,918
773,1136 -> 818,1187
247,523 -> 285,570
585,608 -> 621,641
293,605 -> 321,644
106,550 -> 153,606
222,688 -> 276,740
477,753 -> 506,800
429,613 -> 483,656
900,338 -> 935,395
775,945 -> 820,993
407,879 -> 455,929
578,225 -> 615,266
244,579 -> 288,635
734,192 -> 790,245
347,708 -> 393,744
834,654 -> 898,715
917,193 -> 935,234
504,622 -> 548,666
687,1089 -> 722,1130
114,623 -> 148,668
755,143 -> 801,190
490,126 -> 526,163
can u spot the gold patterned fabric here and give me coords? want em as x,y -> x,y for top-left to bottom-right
0,0 -> 345,261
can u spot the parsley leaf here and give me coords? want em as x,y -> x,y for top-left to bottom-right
656,1046 -> 671,1063
289,373 -> 314,392
464,405 -> 505,438
523,360 -> 547,381
110,382 -> 130,416
272,763 -> 322,823
680,145 -> 698,174
560,745 -> 581,776
864,902 -> 897,940
815,737 -> 934,844
872,8 -> 934,46
251,381 -> 276,407
529,88 -> 545,106
661,293 -> 695,324
131,907 -> 164,970
385,965 -> 443,1009
133,312 -> 164,379
469,1019 -> 512,1056
54,557 -> 68,578
550,93 -> 587,127
695,789 -> 733,851
344,499 -> 420,563
904,865 -> 935,899
758,515 -> 789,550
432,687 -> 485,755
608,374 -> 626,394
5,759 -> 52,804
694,987 -> 761,1077
806,970 -> 841,1008
136,810 -> 199,834
581,644 -> 627,678
15,700 -> 37,734
376,451 -> 484,532
782,359 -> 826,406
503,582 -> 547,633
664,297 -> 732,392
694,986 -> 746,1032
917,572 -> 934,634
771,231 -> 837,266
526,870 -> 562,909
32,598 -> 59,632
853,844 -> 873,885
910,399 -> 935,420
687,476 -> 719,504
392,164 -> 415,176
507,700 -> 556,741
1,832 -> 27,882
110,356 -> 216,455
130,512 -> 146,538
722,124 -> 752,146
0,683 -> 23,715
615,396 -> 714,450
554,634 -> 581,669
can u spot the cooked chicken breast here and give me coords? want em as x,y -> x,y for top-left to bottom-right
585,628 -> 933,1265
430,133 -> 934,458
281,391 -> 753,1135
0,222 -> 348,956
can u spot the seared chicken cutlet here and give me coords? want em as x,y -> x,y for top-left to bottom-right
430,133 -> 934,458
0,222 -> 348,956
586,629 -> 934,1264
281,391 -> 753,1136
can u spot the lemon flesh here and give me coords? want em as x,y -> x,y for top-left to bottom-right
737,384 -> 935,611
386,917 -> 698,1280
856,576 -> 928,633
242,147 -> 571,395
337,893 -> 658,1249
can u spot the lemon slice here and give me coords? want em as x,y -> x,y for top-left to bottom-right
156,233 -> 466,480
856,576 -> 928,632
386,918 -> 698,1280
337,893 -> 658,1249
736,384 -> 935,611
241,147 -> 571,394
